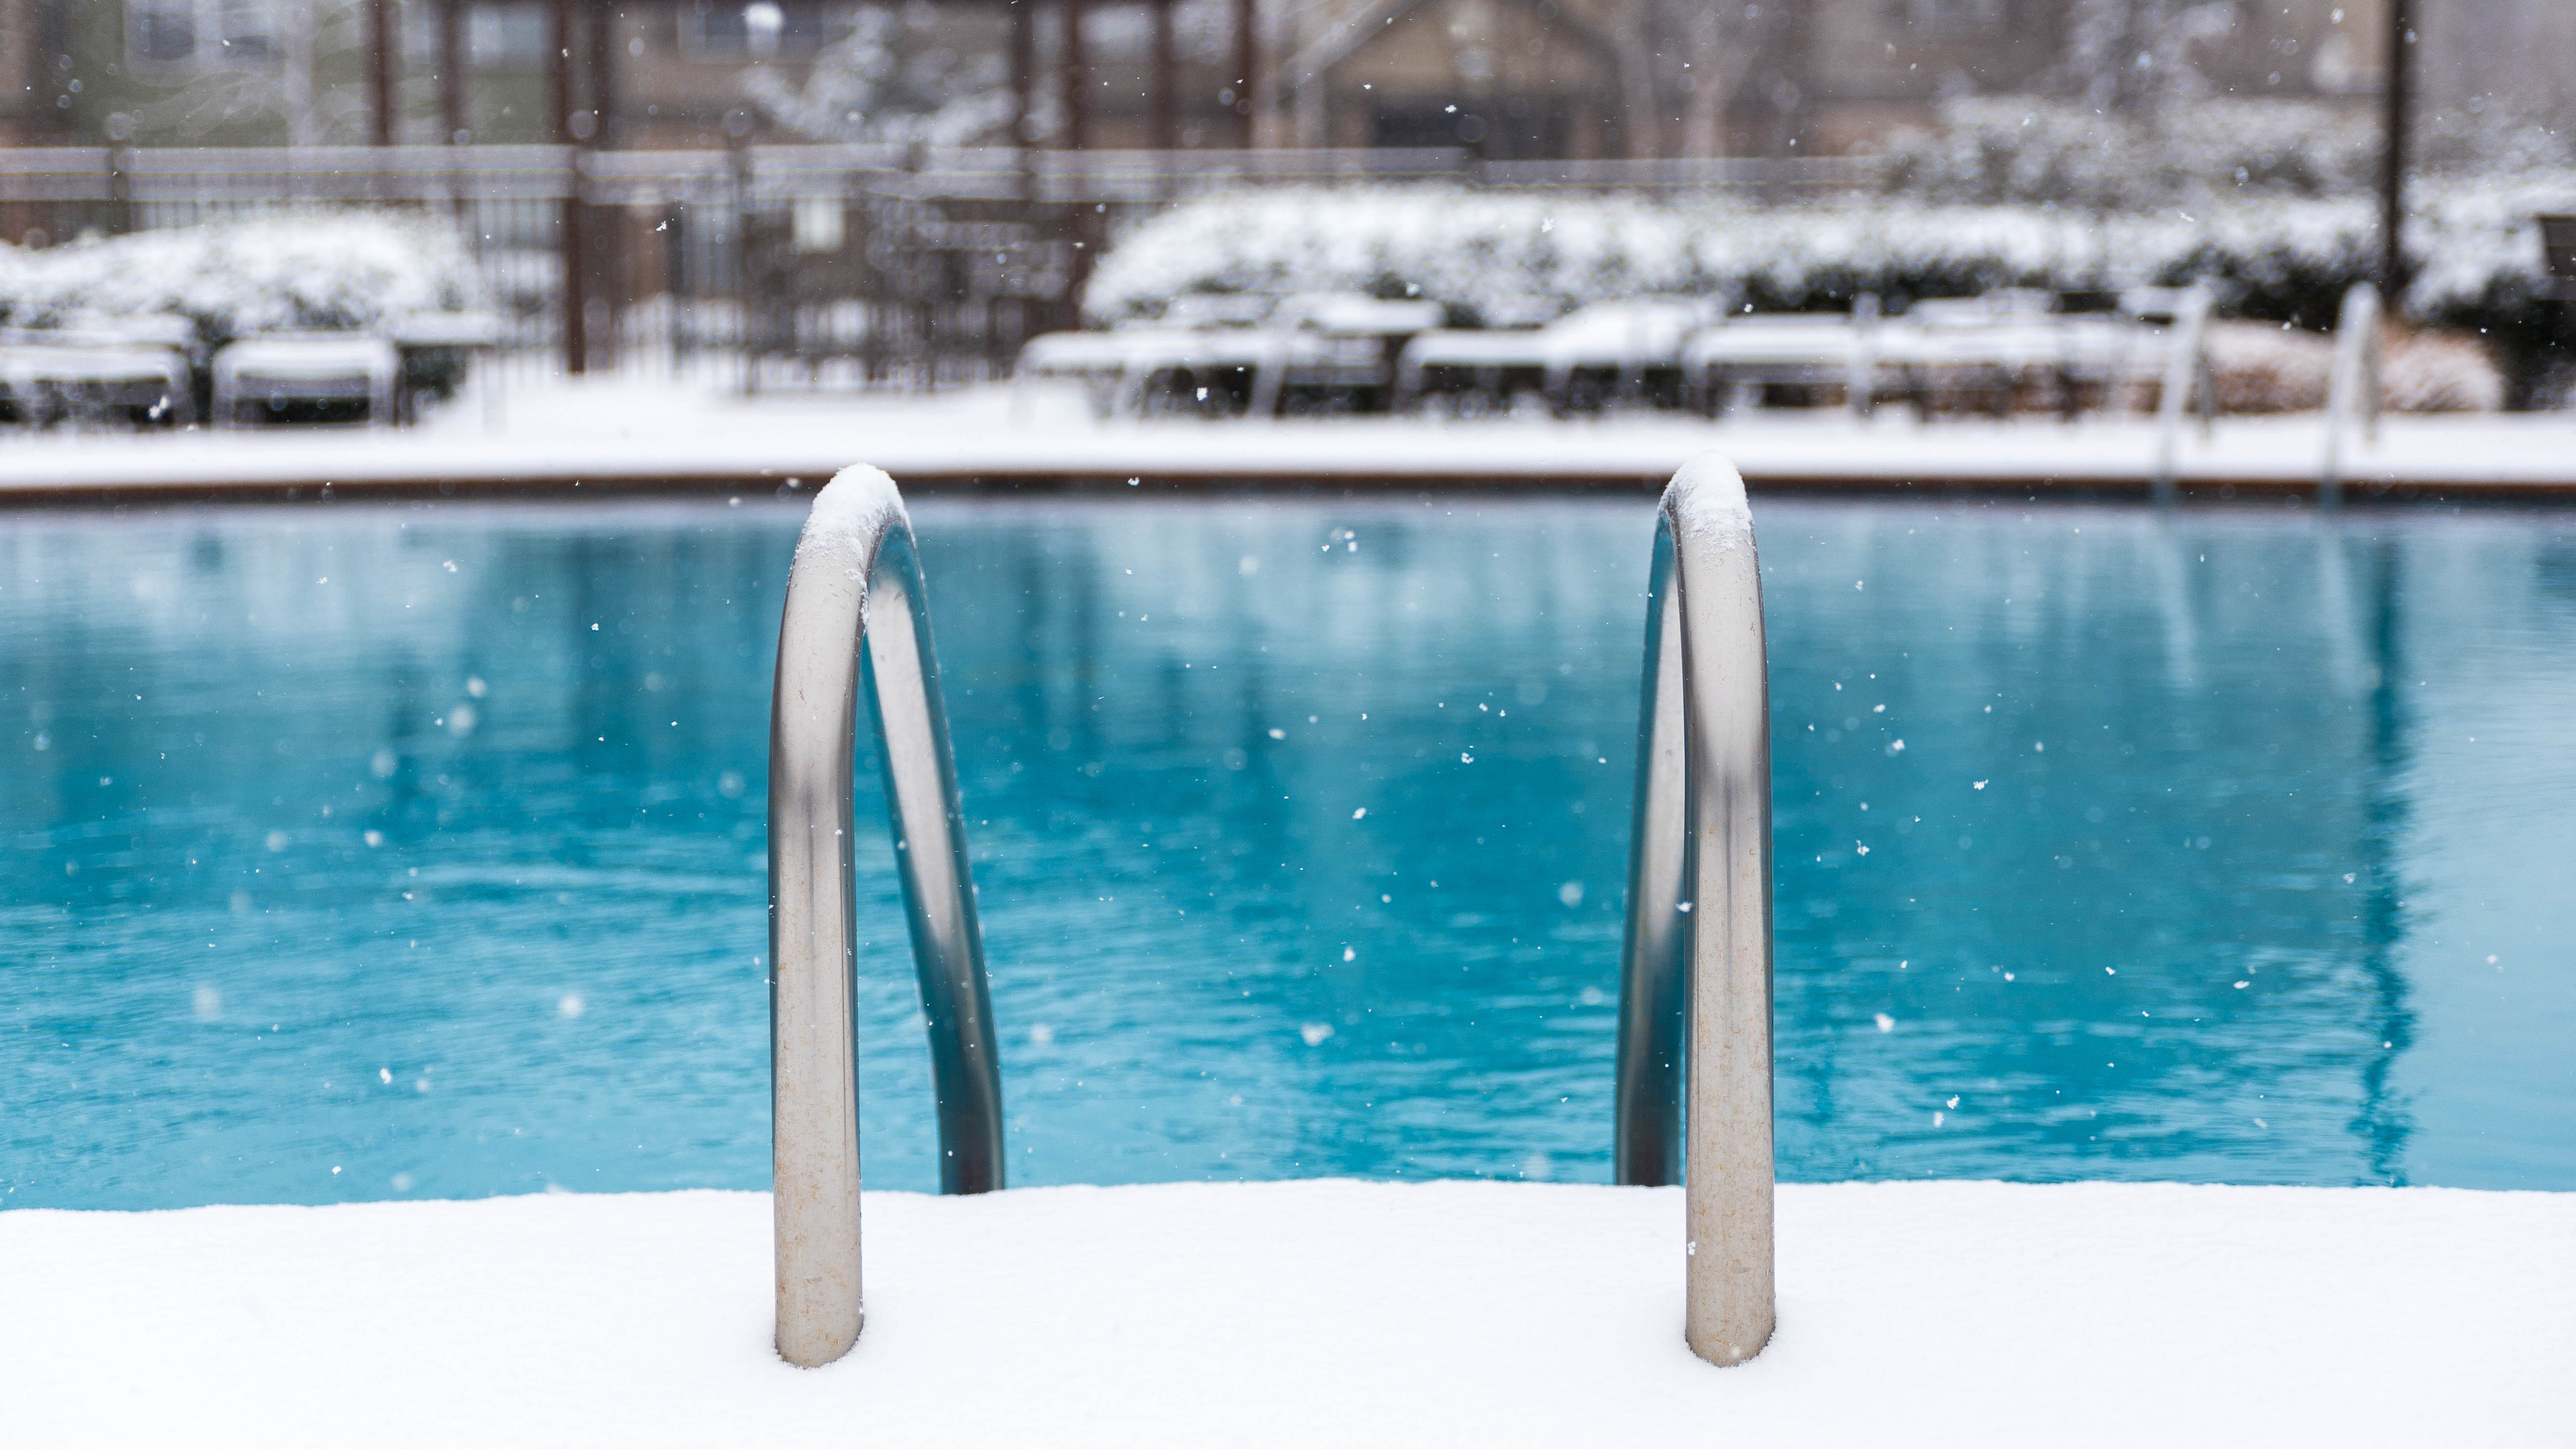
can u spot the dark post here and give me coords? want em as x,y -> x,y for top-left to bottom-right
1233,0 -> 1257,148
1150,0 -> 1176,149
550,0 -> 589,375
588,0 -> 620,367
368,0 -> 397,145
437,0 -> 469,144
587,0 -> 616,144
2379,0 -> 2411,297
1063,0 -> 1089,150
1010,0 -> 1036,145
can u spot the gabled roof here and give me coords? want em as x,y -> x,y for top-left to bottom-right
1284,0 -> 1618,93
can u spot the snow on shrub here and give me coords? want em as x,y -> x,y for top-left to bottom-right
1875,98 -> 2385,211
2382,327 -> 2508,413
2202,320 -> 2506,414
1092,182 -> 2565,325
0,211 -> 481,350
2203,322 -> 2335,413
1088,176 -> 2572,403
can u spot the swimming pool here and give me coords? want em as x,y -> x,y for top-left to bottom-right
5,494 -> 2571,1208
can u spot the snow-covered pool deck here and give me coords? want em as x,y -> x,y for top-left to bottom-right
6,1180 -> 2567,1446
3,376 -> 2574,503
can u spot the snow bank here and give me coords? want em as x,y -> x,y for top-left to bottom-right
3,376 -> 2574,498
3,1179 -> 2567,1447
0,212 -> 480,352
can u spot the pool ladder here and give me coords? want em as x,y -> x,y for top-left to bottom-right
1612,455 -> 1780,1367
770,465 -> 1006,1369
769,457 -> 1778,1371
2319,282 -> 2384,508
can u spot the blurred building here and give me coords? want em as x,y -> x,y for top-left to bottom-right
0,0 -> 2477,160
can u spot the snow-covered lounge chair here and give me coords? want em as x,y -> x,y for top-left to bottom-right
1017,327 -> 1250,418
0,315 -> 195,428
389,311 -> 505,427
1681,312 -> 1873,416
1398,299 -> 1714,415
1017,293 -> 1440,418
210,334 -> 401,428
1871,291 -> 2170,419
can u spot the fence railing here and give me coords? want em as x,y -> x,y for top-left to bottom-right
0,144 -> 1871,206
0,144 -> 1870,397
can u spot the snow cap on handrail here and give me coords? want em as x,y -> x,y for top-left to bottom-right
1661,453 -> 1752,546
795,464 -> 911,576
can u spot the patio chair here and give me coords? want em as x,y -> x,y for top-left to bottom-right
210,334 -> 401,428
1681,310 -> 1872,417
1398,299 -> 1712,416
390,311 -> 505,427
0,314 -> 195,428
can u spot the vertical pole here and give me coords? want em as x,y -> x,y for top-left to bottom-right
588,0 -> 619,370
438,0 -> 468,143
1063,0 -> 1089,151
547,0 -> 578,144
368,0 -> 397,145
1010,0 -> 1039,217
2380,0 -> 2411,298
1150,0 -> 1177,150
551,0 -> 588,375
1061,0 -> 1093,297
588,0 -> 616,146
1009,0 -> 1036,147
1233,0 -> 1258,148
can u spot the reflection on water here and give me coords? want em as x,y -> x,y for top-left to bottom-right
2,496 -> 2570,1208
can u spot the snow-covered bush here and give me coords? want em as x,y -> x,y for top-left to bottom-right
2383,326 -> 2509,413
1876,98 -> 2384,211
1872,93 -> 2574,212
1087,177 -> 2574,404
2200,321 -> 2506,414
0,211 -> 481,352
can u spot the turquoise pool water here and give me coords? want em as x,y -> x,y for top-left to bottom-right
5,495 -> 2572,1208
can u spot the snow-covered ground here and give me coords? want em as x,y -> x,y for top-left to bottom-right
3,373 -> 2573,500
4,1179 -> 2568,1446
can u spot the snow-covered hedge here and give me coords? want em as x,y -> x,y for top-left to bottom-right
1087,176 -> 2576,404
0,212 -> 481,351
1874,96 -> 2574,212
1876,98 -> 2385,211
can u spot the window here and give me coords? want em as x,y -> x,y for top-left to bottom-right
128,0 -> 276,69
131,0 -> 196,63
468,4 -> 549,66
683,0 -> 827,62
1907,0 -> 2003,38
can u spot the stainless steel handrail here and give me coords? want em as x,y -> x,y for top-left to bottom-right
771,465 -> 1006,1369
1612,454 -> 1777,1367
2150,284 -> 2215,506
2320,281 -> 2384,508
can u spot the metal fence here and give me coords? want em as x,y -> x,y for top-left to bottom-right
0,145 -> 1869,390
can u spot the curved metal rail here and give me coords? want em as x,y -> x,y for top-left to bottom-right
2150,284 -> 2216,506
1612,454 -> 1777,1367
770,465 -> 1006,1369
2320,281 -> 2384,508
